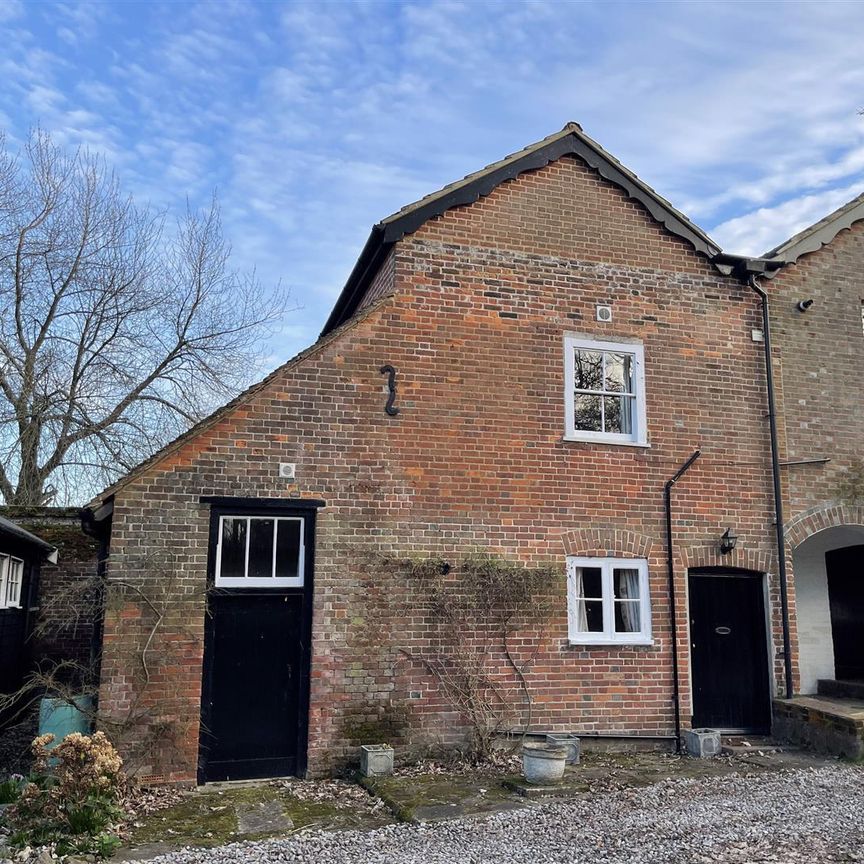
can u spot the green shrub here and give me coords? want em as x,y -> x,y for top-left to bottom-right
0,774 -> 25,805
6,731 -> 125,859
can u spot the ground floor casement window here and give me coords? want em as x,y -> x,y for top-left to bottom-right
0,554 -> 24,609
566,556 -> 651,644
215,515 -> 304,587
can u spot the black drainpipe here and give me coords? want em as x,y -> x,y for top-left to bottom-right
748,274 -> 794,700
665,448 -> 701,752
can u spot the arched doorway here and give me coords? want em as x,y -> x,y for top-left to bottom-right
793,525 -> 864,693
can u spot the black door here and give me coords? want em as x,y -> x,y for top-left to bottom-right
826,545 -> 864,681
689,570 -> 771,732
199,504 -> 317,783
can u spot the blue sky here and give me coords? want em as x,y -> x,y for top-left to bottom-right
2,0 -> 864,365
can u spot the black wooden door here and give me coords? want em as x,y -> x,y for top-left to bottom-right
199,503 -> 317,783
826,545 -> 864,681
689,571 -> 771,732
201,591 -> 304,781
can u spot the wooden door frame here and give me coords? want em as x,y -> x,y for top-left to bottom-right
197,497 -> 323,784
686,567 -> 772,734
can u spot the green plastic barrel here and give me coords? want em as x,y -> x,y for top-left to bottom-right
38,695 -> 94,746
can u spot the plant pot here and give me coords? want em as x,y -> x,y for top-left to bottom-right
684,728 -> 721,758
546,733 -> 581,765
360,744 -> 394,777
522,742 -> 567,785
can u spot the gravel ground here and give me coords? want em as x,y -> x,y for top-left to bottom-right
145,766 -> 864,864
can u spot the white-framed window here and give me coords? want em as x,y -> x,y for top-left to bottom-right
0,554 -> 24,609
215,516 -> 305,588
563,336 -> 648,445
566,557 -> 652,645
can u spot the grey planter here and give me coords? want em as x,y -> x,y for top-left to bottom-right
684,728 -> 722,758
546,733 -> 580,765
522,742 -> 567,785
360,744 -> 394,777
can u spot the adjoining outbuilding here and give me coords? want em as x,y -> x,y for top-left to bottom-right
0,513 -> 58,720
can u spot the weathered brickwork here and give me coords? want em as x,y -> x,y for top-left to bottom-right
97,155 -> 782,782
770,222 -> 864,521
767,222 -> 864,693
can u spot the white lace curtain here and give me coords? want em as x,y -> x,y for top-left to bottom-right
616,568 -> 640,632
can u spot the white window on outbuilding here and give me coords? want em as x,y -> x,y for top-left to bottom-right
0,554 -> 24,609
215,516 -> 304,588
563,336 -> 647,445
566,557 -> 652,645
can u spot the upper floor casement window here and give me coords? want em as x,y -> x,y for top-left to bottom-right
0,554 -> 24,609
563,336 -> 648,446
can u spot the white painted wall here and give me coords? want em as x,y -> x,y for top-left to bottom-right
793,526 -> 864,694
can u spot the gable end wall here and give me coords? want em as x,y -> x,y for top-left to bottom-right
98,156 -> 783,782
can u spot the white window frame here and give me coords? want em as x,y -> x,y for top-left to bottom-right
563,335 -> 648,446
215,516 -> 305,588
0,554 -> 24,609
566,556 -> 652,645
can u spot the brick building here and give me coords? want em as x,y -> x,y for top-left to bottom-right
756,200 -> 864,753
84,123 -> 823,784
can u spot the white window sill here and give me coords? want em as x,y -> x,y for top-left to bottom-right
568,638 -> 655,647
561,436 -> 651,448
216,579 -> 304,589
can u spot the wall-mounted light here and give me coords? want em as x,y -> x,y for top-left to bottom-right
797,299 -> 814,312
720,528 -> 738,555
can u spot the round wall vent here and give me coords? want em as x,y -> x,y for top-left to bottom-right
596,305 -> 613,322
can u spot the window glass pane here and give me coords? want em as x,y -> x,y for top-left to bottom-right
275,520 -> 302,580
613,568 -> 641,599
7,560 -> 22,606
248,518 -> 275,579
573,394 -> 602,432
573,349 -> 603,391
579,599 -> 604,632
615,600 -> 641,633
603,395 -> 633,434
220,518 -> 247,578
575,566 -> 603,599
604,352 -> 633,394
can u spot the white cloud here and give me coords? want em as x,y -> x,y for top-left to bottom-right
710,182 -> 864,257
0,0 -> 23,23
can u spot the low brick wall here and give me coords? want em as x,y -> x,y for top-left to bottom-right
773,698 -> 864,759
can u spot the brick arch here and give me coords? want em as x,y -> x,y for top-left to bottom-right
560,527 -> 653,559
785,502 -> 864,550
678,542 -> 774,575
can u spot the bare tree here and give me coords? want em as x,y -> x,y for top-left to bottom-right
0,129 -> 287,505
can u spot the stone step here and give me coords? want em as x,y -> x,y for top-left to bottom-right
818,678 -> 864,700
720,736 -> 785,756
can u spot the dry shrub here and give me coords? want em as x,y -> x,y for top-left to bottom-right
5,732 -> 124,858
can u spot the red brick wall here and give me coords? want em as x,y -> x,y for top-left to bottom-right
97,155 -> 780,782
765,222 -> 864,690
769,222 -> 864,520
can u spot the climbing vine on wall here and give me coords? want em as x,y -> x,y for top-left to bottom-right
386,552 -> 562,760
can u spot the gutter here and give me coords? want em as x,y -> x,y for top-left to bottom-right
664,449 -> 702,752
747,274 -> 794,700
712,254 -> 794,700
